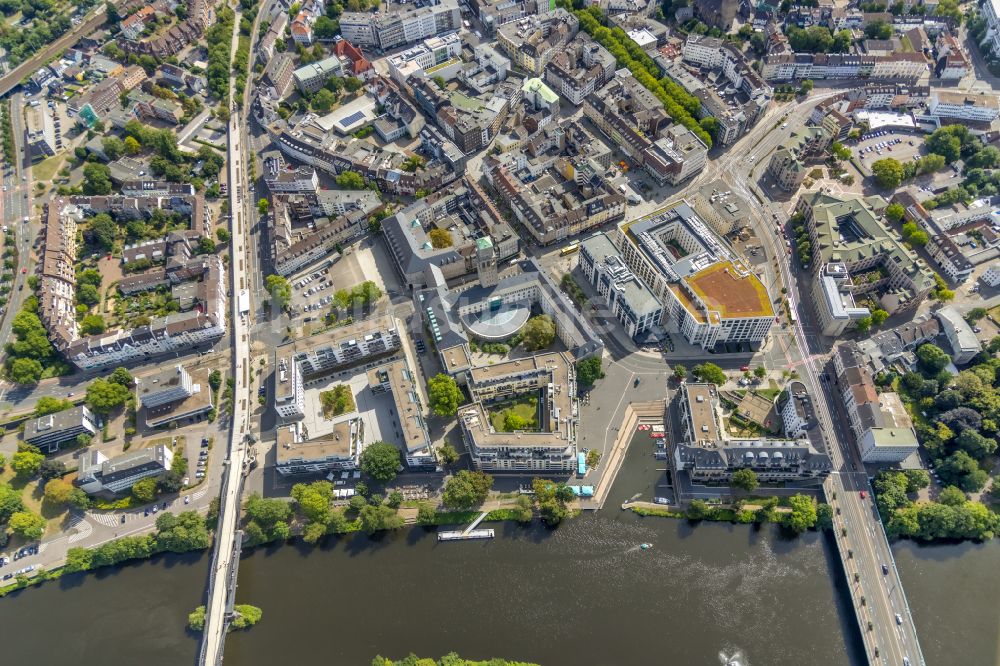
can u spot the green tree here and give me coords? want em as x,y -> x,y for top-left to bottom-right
131,477 -> 159,503
359,441 -> 401,481
904,469 -> 930,493
967,307 -> 988,323
8,358 -> 43,384
539,498 -> 569,525
916,343 -> 951,374
575,357 -> 604,388
0,483 -> 25,523
123,135 -> 141,155
358,503 -> 404,534
257,198 -> 269,215
885,202 -> 905,222
441,470 -> 494,509
81,314 -> 106,335
831,141 -> 851,161
245,493 -> 292,528
43,478 -> 75,505
522,315 -> 556,351
312,88 -> 337,113
956,429 -> 997,460
938,450 -> 988,492
102,136 -> 124,161
109,367 -> 134,387
85,378 -> 131,414
816,503 -> 834,530
864,20 -> 892,39
39,459 -> 66,481
871,309 -> 889,326
188,606 -> 206,631
9,511 -> 45,539
291,481 -> 334,524
731,468 -> 759,492
673,364 -> 687,380
427,373 -> 462,417
428,228 -> 452,248
64,547 -> 95,573
692,363 -> 726,385
88,213 -> 118,250
416,502 -> 437,525
265,274 -> 292,309
35,396 -> 74,416
335,170 -> 365,189
82,162 -> 113,195
436,443 -> 459,466
753,366 -> 767,379
872,158 -> 904,189
686,499 -> 709,520
783,494 -> 818,533
938,485 -> 966,506
11,449 -> 44,479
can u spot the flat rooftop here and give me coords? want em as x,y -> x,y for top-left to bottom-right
367,358 -> 431,455
276,418 -> 357,464
144,367 -> 213,426
684,383 -> 718,444
686,261 -> 774,319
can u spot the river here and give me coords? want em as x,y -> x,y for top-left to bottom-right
0,433 -> 997,665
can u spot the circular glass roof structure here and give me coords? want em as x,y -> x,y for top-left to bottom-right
462,302 -> 531,341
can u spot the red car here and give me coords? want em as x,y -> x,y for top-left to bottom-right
740,365 -> 749,372
20,268 -> 26,274
859,491 -> 867,499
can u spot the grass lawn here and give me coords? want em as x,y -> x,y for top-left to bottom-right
488,396 -> 539,432
0,466 -> 69,539
32,155 -> 64,183
754,388 -> 781,401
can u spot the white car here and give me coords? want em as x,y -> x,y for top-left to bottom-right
184,495 -> 190,504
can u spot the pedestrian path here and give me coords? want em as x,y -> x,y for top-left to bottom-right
67,516 -> 92,544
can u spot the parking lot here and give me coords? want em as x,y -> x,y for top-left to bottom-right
854,129 -> 923,172
289,251 -> 370,321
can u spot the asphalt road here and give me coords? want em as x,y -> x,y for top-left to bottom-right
722,99 -> 924,664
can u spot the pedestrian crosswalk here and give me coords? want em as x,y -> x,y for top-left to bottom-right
88,511 -> 121,528
67,516 -> 93,544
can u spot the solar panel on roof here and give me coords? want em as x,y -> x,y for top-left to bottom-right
339,110 -> 365,127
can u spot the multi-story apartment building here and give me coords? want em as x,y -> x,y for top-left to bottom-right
263,151 -> 319,194
368,358 -> 435,467
579,232 -> 663,340
496,9 -> 579,76
672,383 -> 832,483
927,90 -> 1000,124
767,126 -> 831,191
459,352 -> 578,473
832,342 -> 919,463
484,154 -> 626,246
275,417 -> 361,476
387,32 -> 462,82
797,191 -> 936,323
293,55 -> 344,94
77,444 -> 174,494
543,35 -> 616,106
761,52 -> 926,82
268,113 -> 462,197
680,35 -> 772,146
39,199 -> 225,370
614,203 -> 774,350
340,0 -> 461,51
273,316 -> 402,420
263,53 -> 295,99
